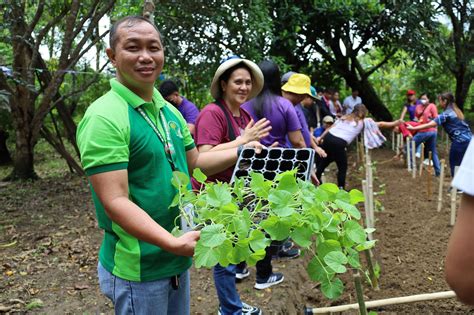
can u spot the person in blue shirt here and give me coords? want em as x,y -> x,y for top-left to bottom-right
313,115 -> 334,137
408,92 -> 472,177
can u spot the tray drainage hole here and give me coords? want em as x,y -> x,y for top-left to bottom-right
268,149 -> 282,159
296,173 -> 306,180
296,150 -> 310,160
235,170 -> 249,178
238,159 -> 252,170
252,160 -> 265,170
282,150 -> 296,160
263,171 -> 276,181
279,160 -> 294,172
266,160 -> 279,171
295,161 -> 308,172
241,149 -> 254,159
255,149 -> 268,159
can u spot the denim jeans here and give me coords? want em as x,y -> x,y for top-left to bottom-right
413,131 -> 440,176
449,141 -> 470,177
214,264 -> 242,314
98,262 -> 190,315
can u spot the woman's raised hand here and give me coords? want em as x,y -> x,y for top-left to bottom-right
241,118 -> 272,143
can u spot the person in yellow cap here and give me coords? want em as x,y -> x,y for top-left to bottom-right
281,73 -> 326,158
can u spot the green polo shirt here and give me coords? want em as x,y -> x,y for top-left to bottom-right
77,79 -> 195,282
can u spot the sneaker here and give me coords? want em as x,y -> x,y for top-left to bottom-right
276,247 -> 300,259
415,151 -> 421,158
423,159 -> 430,166
254,272 -> 284,290
242,302 -> 262,315
236,268 -> 250,280
281,240 -> 294,251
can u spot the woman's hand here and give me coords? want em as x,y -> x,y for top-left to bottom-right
315,146 -> 327,158
241,118 -> 272,143
315,136 -> 323,145
243,140 -> 266,153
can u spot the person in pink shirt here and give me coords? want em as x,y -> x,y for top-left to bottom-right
412,93 -> 440,175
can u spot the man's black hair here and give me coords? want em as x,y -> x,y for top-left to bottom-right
109,15 -> 162,50
159,80 -> 179,98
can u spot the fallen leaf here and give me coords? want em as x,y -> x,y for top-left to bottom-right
26,298 -> 43,310
5,270 -> 14,276
74,284 -> 90,290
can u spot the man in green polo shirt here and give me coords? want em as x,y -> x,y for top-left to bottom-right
77,16 -> 264,314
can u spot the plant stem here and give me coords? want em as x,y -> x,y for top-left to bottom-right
364,249 -> 380,290
353,269 -> 367,315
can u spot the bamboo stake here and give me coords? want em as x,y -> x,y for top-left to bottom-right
406,138 -> 411,171
411,139 -> 416,178
362,180 -> 371,236
364,250 -> 379,290
306,291 -> 456,313
450,166 -> 459,226
356,136 -> 360,162
427,151 -> 432,198
353,269 -> 367,315
366,149 -> 374,227
396,134 -> 400,155
437,159 -> 446,212
419,143 -> 425,176
391,131 -> 395,151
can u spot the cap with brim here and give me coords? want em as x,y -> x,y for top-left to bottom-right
322,115 -> 334,123
281,73 -> 312,96
210,57 -> 264,100
406,89 -> 416,95
281,71 -> 296,85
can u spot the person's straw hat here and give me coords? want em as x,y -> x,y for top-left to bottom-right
281,73 -> 313,96
210,56 -> 263,100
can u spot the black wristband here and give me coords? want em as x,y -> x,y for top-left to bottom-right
237,145 -> 244,157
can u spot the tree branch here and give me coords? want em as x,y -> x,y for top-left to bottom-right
25,0 -> 45,36
362,49 -> 397,79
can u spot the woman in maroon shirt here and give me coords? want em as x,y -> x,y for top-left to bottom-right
193,56 -> 274,315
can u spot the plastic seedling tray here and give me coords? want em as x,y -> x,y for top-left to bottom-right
231,147 -> 315,183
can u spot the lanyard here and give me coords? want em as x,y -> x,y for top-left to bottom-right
137,106 -> 176,171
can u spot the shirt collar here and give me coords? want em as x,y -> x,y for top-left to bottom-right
110,78 -> 166,110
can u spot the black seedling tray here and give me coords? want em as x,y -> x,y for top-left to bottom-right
231,147 -> 315,182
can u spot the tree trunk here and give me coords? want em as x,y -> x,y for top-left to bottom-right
0,130 -> 12,165
8,126 -> 38,180
356,79 -> 393,122
454,70 -> 472,111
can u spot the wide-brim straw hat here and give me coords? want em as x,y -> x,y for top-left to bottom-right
210,57 -> 264,100
281,73 -> 314,98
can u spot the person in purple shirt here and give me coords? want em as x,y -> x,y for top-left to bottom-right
159,79 -> 200,136
400,89 -> 418,122
242,60 -> 306,148
281,73 -> 326,158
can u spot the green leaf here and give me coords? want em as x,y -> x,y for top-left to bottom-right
349,189 -> 365,204
307,256 -> 332,282
291,226 -> 313,248
335,190 -> 351,203
317,240 -> 342,260
206,184 -> 232,207
344,220 -> 367,244
335,200 -> 361,220
192,168 -> 207,184
321,277 -> 344,299
216,239 -> 233,267
171,171 -> 190,188
277,171 -> 298,193
228,239 -> 252,264
170,226 -> 183,237
250,172 -> 272,198
319,183 -> 339,194
355,240 -> 377,251
268,190 -> 295,217
249,229 -> 271,251
346,248 -> 361,268
26,298 -> 43,310
247,249 -> 266,266
194,242 -> 219,268
324,251 -> 348,274
232,216 -> 250,239
200,224 -> 226,247
260,216 -> 292,241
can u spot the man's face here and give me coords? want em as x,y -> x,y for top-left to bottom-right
165,91 -> 180,107
282,91 -> 305,105
352,90 -> 359,98
301,95 -> 314,107
106,21 -> 164,91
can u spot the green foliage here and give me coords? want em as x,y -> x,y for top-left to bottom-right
172,170 -> 376,300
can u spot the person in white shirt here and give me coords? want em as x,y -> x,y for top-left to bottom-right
445,139 -> 474,305
343,89 -> 362,114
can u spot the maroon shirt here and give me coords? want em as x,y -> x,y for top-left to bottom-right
193,99 -> 251,185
